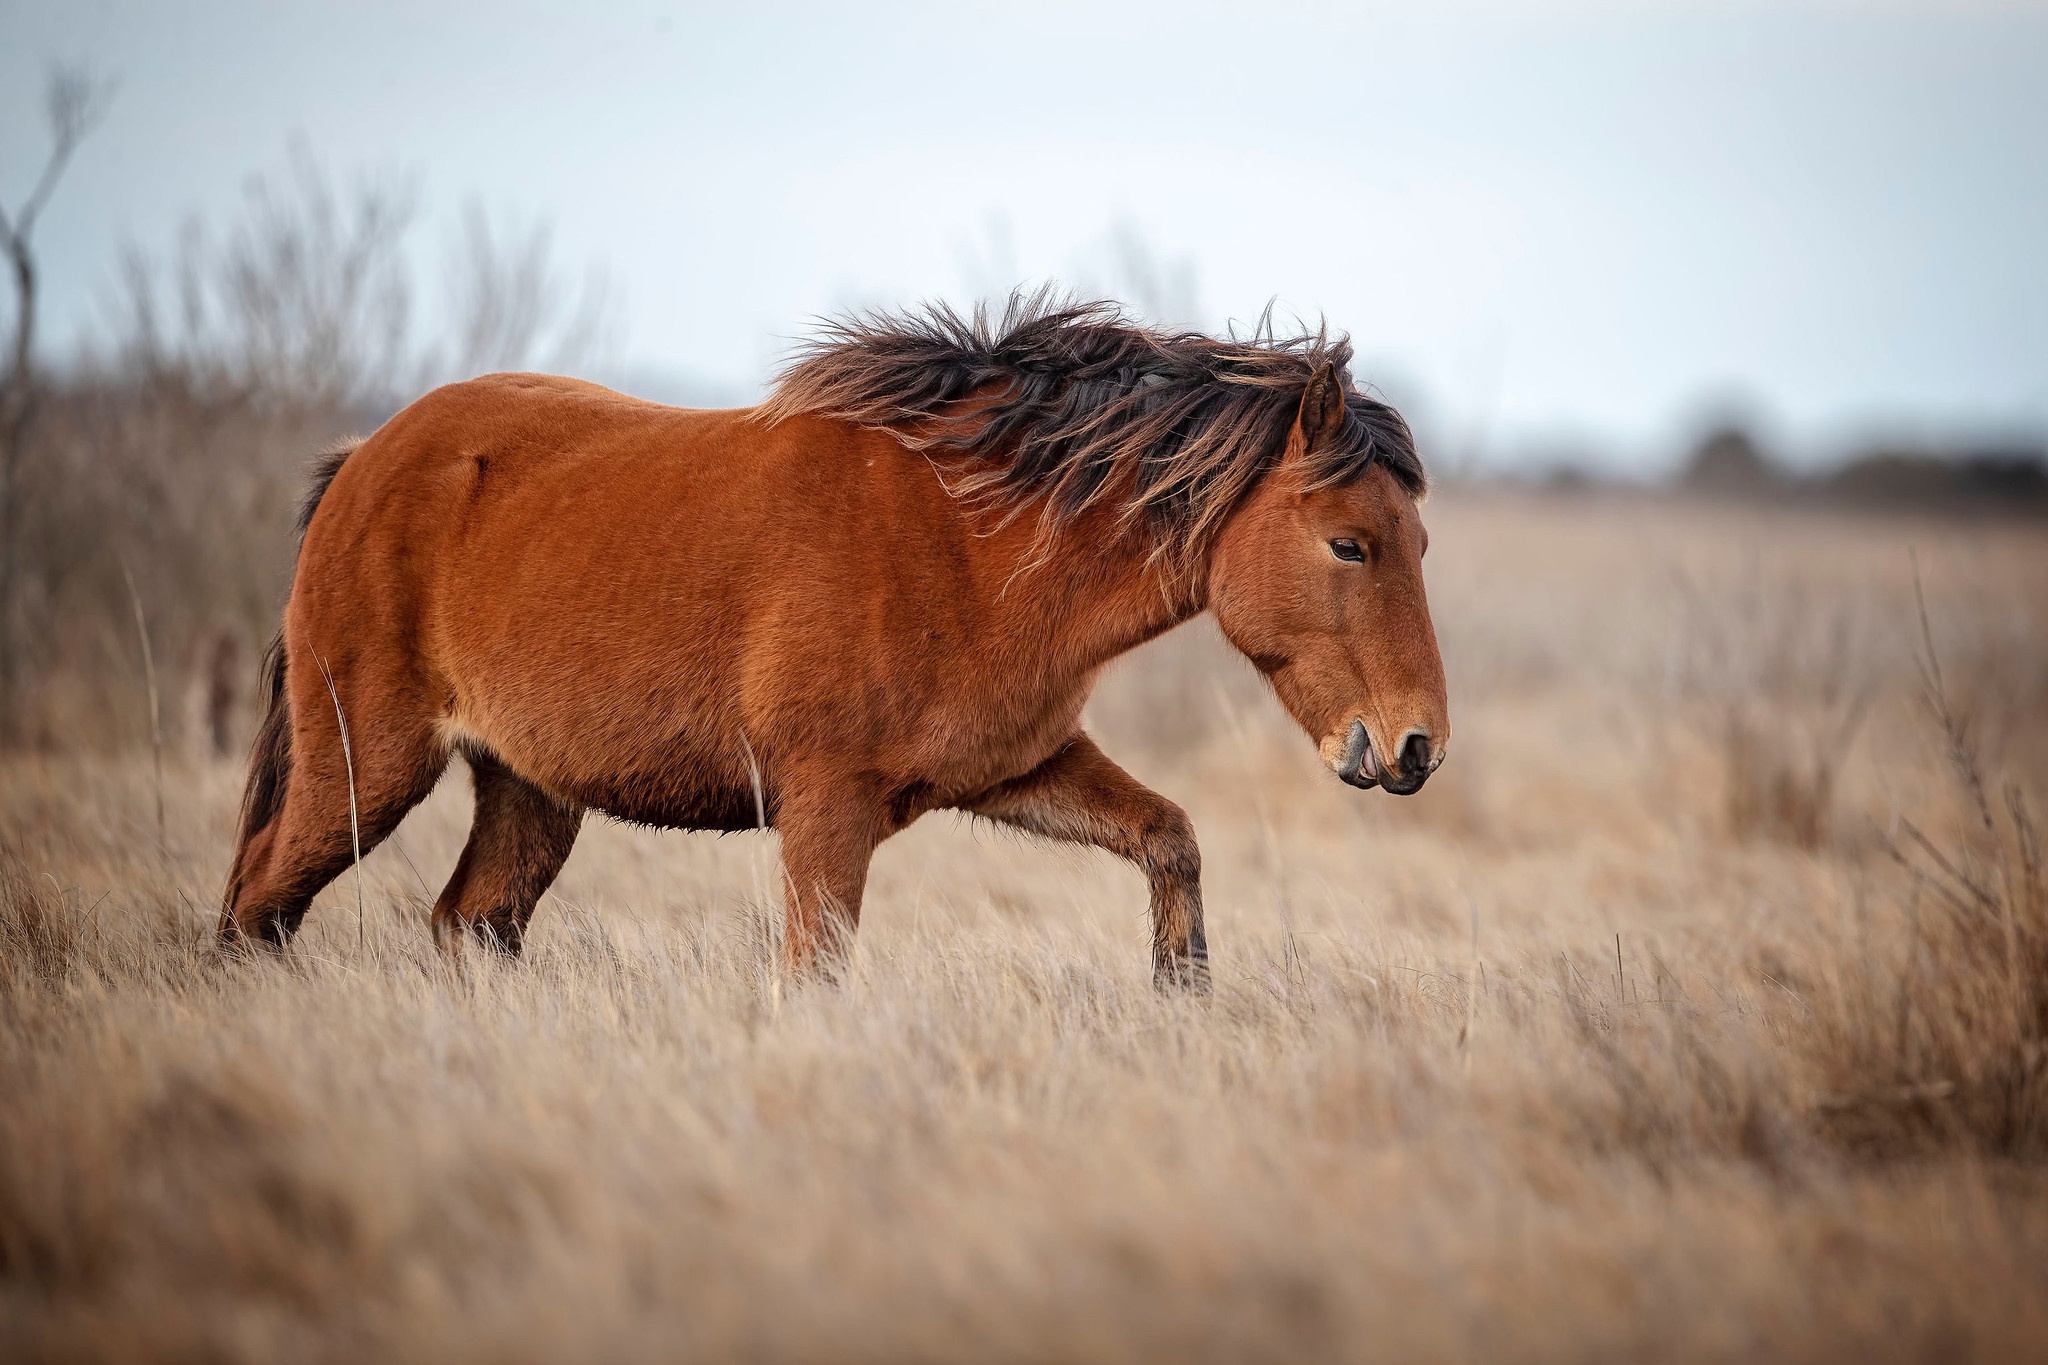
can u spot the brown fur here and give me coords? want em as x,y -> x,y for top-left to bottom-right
221,303 -> 1449,984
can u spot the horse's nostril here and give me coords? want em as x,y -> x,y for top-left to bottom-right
1399,731 -> 1431,778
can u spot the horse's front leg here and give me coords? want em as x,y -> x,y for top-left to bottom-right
965,733 -> 1209,989
775,779 -> 893,978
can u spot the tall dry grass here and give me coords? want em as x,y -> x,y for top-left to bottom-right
2,493 -> 2047,1362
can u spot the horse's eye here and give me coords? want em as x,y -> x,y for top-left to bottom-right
1329,539 -> 1366,563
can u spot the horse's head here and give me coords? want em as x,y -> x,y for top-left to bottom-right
1208,365 -> 1449,795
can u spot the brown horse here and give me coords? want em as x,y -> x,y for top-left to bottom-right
221,296 -> 1449,984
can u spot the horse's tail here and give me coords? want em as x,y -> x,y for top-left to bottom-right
233,629 -> 293,856
229,437 -> 361,865
297,437 -> 361,538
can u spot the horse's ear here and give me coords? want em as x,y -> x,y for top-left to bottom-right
1295,363 -> 1345,453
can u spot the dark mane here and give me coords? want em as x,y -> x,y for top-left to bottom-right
759,291 -> 1425,563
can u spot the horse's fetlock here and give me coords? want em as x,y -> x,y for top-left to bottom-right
1153,946 -> 1212,994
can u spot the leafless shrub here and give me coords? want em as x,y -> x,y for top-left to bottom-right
0,65 -> 115,744
441,201 -> 615,378
1675,557 -> 1875,848
113,144 -> 419,412
1807,578 -> 2048,1156
1,147 -> 613,751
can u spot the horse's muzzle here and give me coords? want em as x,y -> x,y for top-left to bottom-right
1327,719 -> 1439,795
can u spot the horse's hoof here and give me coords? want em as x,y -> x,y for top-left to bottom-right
1154,954 -> 1211,994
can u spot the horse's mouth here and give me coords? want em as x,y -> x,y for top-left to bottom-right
1325,717 -> 1379,790
1324,718 -> 1433,795
1379,764 -> 1429,796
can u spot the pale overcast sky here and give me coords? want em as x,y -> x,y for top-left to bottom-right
4,0 -> 2045,471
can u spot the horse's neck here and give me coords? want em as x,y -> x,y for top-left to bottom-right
984,508 -> 1205,681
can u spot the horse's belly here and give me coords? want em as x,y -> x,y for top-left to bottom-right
585,780 -> 764,833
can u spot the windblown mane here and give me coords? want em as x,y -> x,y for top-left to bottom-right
759,291 -> 1424,560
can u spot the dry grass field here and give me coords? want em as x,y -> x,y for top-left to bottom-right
3,490 -> 2046,1362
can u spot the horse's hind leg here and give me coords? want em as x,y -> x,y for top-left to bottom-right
430,754 -> 583,957
222,686 -> 445,947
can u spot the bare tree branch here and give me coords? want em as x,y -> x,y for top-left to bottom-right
1,63 -> 112,742
1,68 -> 113,248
